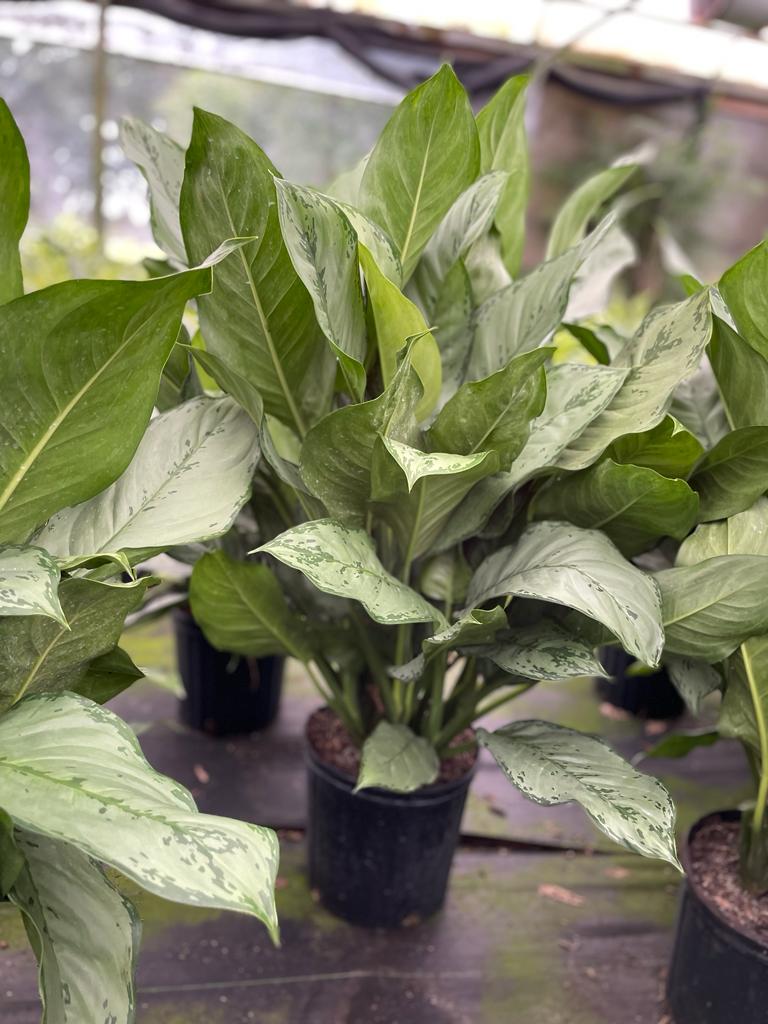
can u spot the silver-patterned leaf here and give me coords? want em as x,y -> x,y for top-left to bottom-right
557,290 -> 713,471
356,721 -> 439,793
467,521 -> 664,666
412,171 -> 508,315
473,621 -> 606,681
275,181 -> 367,401
0,545 -> 64,623
10,829 -> 139,1024
120,117 -> 186,264
467,222 -> 611,382
256,519 -> 443,626
35,397 -> 259,560
479,720 -> 681,868
0,693 -> 279,939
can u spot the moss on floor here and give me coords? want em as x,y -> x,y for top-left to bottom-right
450,851 -> 678,1023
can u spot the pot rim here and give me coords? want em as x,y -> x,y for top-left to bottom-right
682,808 -> 768,958
304,713 -> 477,807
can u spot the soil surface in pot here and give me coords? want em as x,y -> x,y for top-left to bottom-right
689,817 -> 768,945
307,707 -> 477,785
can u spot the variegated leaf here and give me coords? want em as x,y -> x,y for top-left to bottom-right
0,545 -> 64,624
479,720 -> 681,868
256,519 -> 443,626
0,693 -> 279,939
356,722 -> 439,793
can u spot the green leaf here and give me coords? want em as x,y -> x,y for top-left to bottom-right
0,808 -> 23,897
557,290 -> 713,471
719,240 -> 768,358
35,396 -> 259,560
412,171 -> 508,315
467,223 -> 609,381
181,108 -> 331,435
120,117 -> 186,263
677,497 -> 768,565
419,550 -> 472,604
257,518 -> 443,626
76,646 -> 144,705
184,345 -> 265,426
664,655 -> 722,714
476,75 -> 529,275
467,521 -> 664,666
0,99 -> 29,303
189,550 -> 310,659
0,576 -> 152,713
275,181 -> 367,401
358,244 -> 441,420
688,426 -> 768,521
479,720 -> 680,868
531,459 -> 699,556
546,164 -> 636,259
360,64 -> 479,278
0,692 -> 279,940
0,269 -> 210,543
656,556 -> 768,661
642,729 -> 719,760
709,315 -> 768,429
0,545 -> 64,623
473,621 -> 606,681
299,350 -> 421,521
10,829 -> 140,1024
356,721 -> 439,793
371,438 -> 499,560
428,348 -> 549,469
608,416 -> 704,479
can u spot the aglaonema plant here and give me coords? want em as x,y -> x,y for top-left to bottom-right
123,65 -> 713,873
0,100 -> 280,1021
623,240 -> 768,896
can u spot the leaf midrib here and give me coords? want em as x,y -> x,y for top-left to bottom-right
0,306 -> 164,523
211,168 -> 307,438
399,119 -> 435,271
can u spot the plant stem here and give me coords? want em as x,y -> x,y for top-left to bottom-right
742,644 -> 768,841
350,607 -> 397,721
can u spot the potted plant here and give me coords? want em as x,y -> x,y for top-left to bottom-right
621,242 -> 768,1023
130,65 -> 716,928
0,100 -> 279,1021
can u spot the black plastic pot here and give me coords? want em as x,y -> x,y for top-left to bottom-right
595,646 -> 685,720
667,811 -> 768,1024
306,737 -> 474,928
173,609 -> 283,736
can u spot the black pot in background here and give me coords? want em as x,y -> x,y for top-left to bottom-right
306,736 -> 474,928
667,811 -> 768,1024
173,609 -> 283,736
595,646 -> 685,720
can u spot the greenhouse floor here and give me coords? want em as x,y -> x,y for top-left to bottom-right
0,619 -> 751,1024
